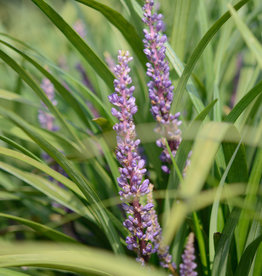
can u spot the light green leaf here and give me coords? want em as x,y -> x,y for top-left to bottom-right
0,243 -> 168,276
228,4 -> 262,69
30,0 -> 114,89
0,213 -> 77,243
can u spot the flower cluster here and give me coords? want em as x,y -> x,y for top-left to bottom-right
142,0 -> 182,173
180,233 -> 197,276
109,50 -> 160,263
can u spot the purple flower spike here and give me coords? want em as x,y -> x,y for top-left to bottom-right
109,50 -> 161,263
143,0 -> 182,173
180,233 -> 198,276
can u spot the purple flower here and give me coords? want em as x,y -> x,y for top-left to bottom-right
109,50 -> 161,263
180,233 -> 198,276
142,0 -> 182,173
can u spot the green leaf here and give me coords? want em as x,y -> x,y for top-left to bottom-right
0,161 -> 93,220
0,107 -> 123,254
228,4 -> 262,69
212,208 -> 241,276
0,243 -> 167,276
0,192 -> 19,201
163,122 -> 233,245
0,49 -> 81,147
0,89 -> 39,107
235,235 -> 262,276
166,43 -> 205,113
171,0 -> 251,113
193,212 -> 209,276
0,135 -> 42,163
209,140 -> 243,262
0,146 -> 83,199
74,0 -> 147,67
0,268 -> 30,276
235,148 -> 262,259
30,0 -> 114,89
170,0 -> 192,60
224,79 -> 262,123
164,99 -> 218,229
0,39 -> 95,130
0,213 -> 77,243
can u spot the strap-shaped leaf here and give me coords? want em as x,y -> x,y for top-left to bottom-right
0,243 -> 167,276
0,107 -> 123,254
235,235 -> 262,276
74,0 -> 147,67
0,213 -> 77,243
0,49 -> 81,147
0,39 -> 96,130
30,0 -> 114,89
224,79 -> 262,123
171,0 -> 251,113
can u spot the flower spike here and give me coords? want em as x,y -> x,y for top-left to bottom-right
143,0 -> 182,173
180,233 -> 198,276
109,50 -> 159,263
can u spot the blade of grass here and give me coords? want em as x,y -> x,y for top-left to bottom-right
171,0 -> 251,113
0,243 -> 167,276
0,106 -> 124,254
163,122 -> 233,244
0,213 -> 77,243
0,39 -> 96,131
228,4 -> 262,69
235,235 -> 262,276
225,79 -> 262,123
74,0 -> 147,67
0,49 -> 82,148
0,135 -> 42,162
0,161 -> 93,220
30,0 -> 114,90
0,268 -> 30,276
235,148 -> 262,259
209,140 -> 242,263
212,208 -> 241,276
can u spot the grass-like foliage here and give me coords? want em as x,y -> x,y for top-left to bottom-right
0,0 -> 261,275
